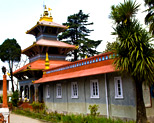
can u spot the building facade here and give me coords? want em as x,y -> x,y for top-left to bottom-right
35,52 -> 154,121
13,6 -> 154,121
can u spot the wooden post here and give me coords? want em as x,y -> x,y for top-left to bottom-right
2,75 -> 8,108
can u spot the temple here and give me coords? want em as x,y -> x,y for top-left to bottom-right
13,6 -> 154,121
13,6 -> 76,102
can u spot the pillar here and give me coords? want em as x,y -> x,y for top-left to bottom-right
2,75 -> 8,108
34,84 -> 39,102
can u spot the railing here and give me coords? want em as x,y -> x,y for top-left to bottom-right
46,52 -> 116,75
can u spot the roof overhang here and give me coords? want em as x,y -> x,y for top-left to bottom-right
22,39 -> 76,53
35,64 -> 116,83
26,21 -> 68,34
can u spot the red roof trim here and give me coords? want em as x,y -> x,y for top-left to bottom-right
35,64 -> 116,83
35,52 -> 117,84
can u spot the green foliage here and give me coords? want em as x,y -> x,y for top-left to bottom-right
0,96 -> 2,103
109,0 -> 140,24
110,0 -> 154,85
144,0 -> 154,35
0,38 -> 21,62
30,102 -> 45,113
0,95 -> 11,103
88,104 -> 100,117
58,10 -> 102,61
104,41 -> 119,52
13,108 -> 135,123
0,38 -> 21,92
11,90 -> 19,107
110,0 -> 153,122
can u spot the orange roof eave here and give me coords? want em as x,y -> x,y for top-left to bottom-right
13,69 -> 43,75
22,43 -> 37,53
26,23 -> 68,34
22,41 -> 76,53
13,59 -> 71,75
34,65 -> 116,84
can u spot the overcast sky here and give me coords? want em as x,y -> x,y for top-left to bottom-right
0,0 -> 148,78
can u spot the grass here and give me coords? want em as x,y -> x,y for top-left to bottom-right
12,108 -> 135,123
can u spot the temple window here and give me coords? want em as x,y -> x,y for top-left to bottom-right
56,84 -> 62,98
46,85 -> 50,98
71,82 -> 78,98
90,80 -> 99,98
114,77 -> 123,99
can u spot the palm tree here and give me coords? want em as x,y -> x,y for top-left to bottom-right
110,0 -> 154,122
144,0 -> 154,35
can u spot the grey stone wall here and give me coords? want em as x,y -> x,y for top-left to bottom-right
43,72 -> 136,119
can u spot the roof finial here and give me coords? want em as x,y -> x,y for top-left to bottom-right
39,4 -> 53,22
45,52 -> 50,69
43,5 -> 49,16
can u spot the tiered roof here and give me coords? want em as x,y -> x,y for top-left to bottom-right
13,6 -> 76,80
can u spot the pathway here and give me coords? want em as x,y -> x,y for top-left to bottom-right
10,113 -> 45,123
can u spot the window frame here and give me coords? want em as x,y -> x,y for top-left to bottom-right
56,84 -> 62,98
71,82 -> 78,98
46,85 -> 50,98
90,79 -> 99,98
114,77 -> 123,99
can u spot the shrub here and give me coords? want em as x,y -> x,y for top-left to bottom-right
11,90 -> 19,107
0,96 -> 2,103
30,102 -> 45,113
88,104 -> 100,117
12,108 -> 135,123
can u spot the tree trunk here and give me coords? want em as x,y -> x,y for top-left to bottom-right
74,50 -> 78,61
9,60 -> 14,93
135,80 -> 147,123
10,69 -> 14,93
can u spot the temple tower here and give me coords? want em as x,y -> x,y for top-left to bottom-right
13,6 -> 76,102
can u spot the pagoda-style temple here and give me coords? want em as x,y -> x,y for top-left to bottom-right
13,6 -> 76,102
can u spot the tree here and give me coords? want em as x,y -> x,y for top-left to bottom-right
0,38 -> 21,92
144,0 -> 154,35
110,0 -> 154,122
104,41 -> 118,52
58,10 -> 102,61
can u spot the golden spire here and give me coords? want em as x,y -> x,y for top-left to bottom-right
43,5 -> 49,16
39,5 -> 53,22
45,52 -> 50,69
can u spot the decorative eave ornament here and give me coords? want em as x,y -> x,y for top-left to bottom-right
45,52 -> 50,69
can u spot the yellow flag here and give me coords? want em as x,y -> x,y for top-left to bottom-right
48,8 -> 52,11
7,72 -> 10,76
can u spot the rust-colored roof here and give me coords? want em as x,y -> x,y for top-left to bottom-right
35,65 -> 115,83
26,21 -> 68,34
35,52 -> 117,84
13,59 -> 71,75
22,39 -> 76,53
38,21 -> 68,29
26,20 -> 68,34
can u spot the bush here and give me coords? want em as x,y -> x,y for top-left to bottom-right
11,90 -> 19,107
30,102 -> 45,113
88,104 -> 100,117
12,108 -> 135,123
